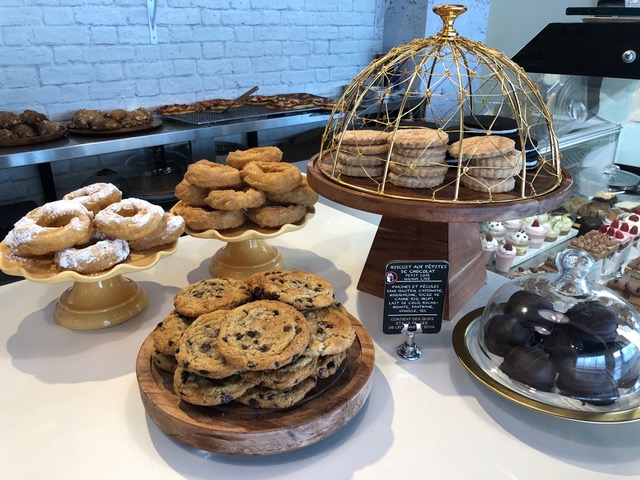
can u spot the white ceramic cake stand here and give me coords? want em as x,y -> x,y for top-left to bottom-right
0,241 -> 177,330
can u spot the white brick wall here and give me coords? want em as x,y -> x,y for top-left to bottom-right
0,0 -> 383,120
0,0 -> 384,206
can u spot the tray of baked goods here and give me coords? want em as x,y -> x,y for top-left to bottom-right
66,107 -> 161,136
0,182 -> 184,282
155,93 -> 336,125
136,269 -> 375,455
0,109 -> 66,147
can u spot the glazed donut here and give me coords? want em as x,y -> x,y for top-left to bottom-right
63,182 -> 122,214
246,204 -> 307,228
174,179 -> 209,207
205,187 -> 266,210
241,161 -> 302,194
266,178 -> 318,206
54,238 -> 130,274
128,212 -> 185,251
180,206 -> 246,231
94,198 -> 164,241
184,160 -> 243,189
226,146 -> 283,169
5,200 -> 93,256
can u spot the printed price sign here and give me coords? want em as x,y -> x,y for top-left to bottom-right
382,260 -> 449,334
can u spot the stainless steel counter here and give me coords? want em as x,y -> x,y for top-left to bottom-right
0,110 -> 331,169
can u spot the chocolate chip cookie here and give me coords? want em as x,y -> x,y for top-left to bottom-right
217,300 -> 311,371
173,278 -> 251,317
303,302 -> 356,356
251,269 -> 335,311
244,355 -> 318,390
152,309 -> 195,356
316,351 -> 348,379
235,376 -> 318,409
175,310 -> 241,379
173,366 -> 256,407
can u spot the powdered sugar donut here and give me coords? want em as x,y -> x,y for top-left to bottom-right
94,198 -> 164,241
5,200 -> 93,256
128,212 -> 185,251
54,238 -> 130,274
62,182 -> 122,214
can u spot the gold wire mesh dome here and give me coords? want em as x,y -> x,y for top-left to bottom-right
317,5 -> 562,204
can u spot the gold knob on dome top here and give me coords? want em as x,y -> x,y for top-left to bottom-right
433,4 -> 468,38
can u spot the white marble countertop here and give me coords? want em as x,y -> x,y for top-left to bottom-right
1,198 -> 640,480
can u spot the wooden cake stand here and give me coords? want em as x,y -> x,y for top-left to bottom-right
306,155 -> 573,319
136,309 -> 375,455
172,201 -> 315,279
0,241 -> 177,330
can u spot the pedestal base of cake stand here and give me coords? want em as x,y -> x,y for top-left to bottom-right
54,275 -> 148,330
210,239 -> 285,279
357,217 -> 487,320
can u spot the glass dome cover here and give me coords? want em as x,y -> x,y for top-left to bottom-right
475,248 -> 640,413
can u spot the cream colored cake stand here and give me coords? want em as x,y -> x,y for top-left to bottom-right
0,242 -> 177,330
173,202 -> 315,279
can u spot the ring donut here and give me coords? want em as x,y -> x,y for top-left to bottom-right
175,179 -> 209,207
205,187 -> 266,210
54,238 -> 130,274
62,182 -> 122,214
246,204 -> 307,228
94,198 -> 165,241
226,146 -> 283,169
184,160 -> 243,189
180,205 -> 246,231
241,161 -> 302,194
128,213 -> 185,251
266,178 -> 318,206
5,200 -> 93,256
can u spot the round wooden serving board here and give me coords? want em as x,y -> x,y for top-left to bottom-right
136,311 -> 375,455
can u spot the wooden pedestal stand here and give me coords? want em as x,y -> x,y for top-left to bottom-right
307,155 -> 573,320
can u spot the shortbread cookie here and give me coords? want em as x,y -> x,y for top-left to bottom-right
388,172 -> 446,189
460,174 -> 516,193
336,161 -> 385,177
252,269 -> 335,311
173,366 -> 256,407
174,278 -> 252,317
235,376 -> 318,409
337,150 -> 386,167
217,300 -> 311,371
339,129 -> 389,146
304,303 -> 357,356
393,145 -> 448,157
389,128 -> 449,149
316,351 -> 348,378
389,162 -> 449,177
340,143 -> 389,155
152,349 -> 178,373
448,135 -> 515,159
175,310 -> 241,379
244,355 -> 318,390
152,309 -> 195,356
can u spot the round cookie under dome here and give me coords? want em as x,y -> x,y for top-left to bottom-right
478,249 -> 640,409
316,4 -> 563,204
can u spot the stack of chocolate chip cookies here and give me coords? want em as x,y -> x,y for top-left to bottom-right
387,128 -> 450,188
151,270 -> 356,409
448,135 -> 522,193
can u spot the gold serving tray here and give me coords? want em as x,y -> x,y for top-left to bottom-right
452,308 -> 640,423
